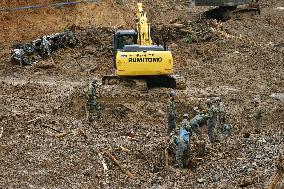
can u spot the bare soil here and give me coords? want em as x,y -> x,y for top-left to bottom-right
0,0 -> 283,188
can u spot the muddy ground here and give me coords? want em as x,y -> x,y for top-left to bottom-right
0,0 -> 283,188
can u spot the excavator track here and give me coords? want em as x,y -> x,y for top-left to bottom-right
102,75 -> 186,91
170,75 -> 186,90
102,75 -> 147,92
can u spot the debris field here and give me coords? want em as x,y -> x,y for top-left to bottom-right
0,0 -> 283,188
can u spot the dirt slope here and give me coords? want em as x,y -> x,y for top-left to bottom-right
0,0 -> 283,188
0,0 -> 133,44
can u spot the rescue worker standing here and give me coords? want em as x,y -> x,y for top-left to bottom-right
212,97 -> 233,136
167,91 -> 176,135
87,79 -> 101,123
189,107 -> 209,139
40,36 -> 51,58
206,99 -> 218,143
253,96 -> 262,133
170,114 -> 191,170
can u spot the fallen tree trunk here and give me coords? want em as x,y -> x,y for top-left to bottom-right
106,152 -> 135,179
267,155 -> 283,189
165,148 -> 169,168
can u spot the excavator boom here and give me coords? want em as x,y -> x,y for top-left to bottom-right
136,3 -> 152,46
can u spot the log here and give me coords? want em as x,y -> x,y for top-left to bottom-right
127,136 -> 141,142
55,130 -> 70,138
165,148 -> 169,168
106,152 -> 135,179
27,116 -> 42,124
239,178 -> 255,187
171,23 -> 185,29
85,103 -> 90,124
267,155 -> 283,189
179,29 -> 191,34
99,153 -> 108,171
0,127 -> 3,138
98,153 -> 109,185
164,147 -> 175,172
41,124 -> 62,133
117,146 -> 131,154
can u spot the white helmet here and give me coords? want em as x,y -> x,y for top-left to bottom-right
205,99 -> 212,105
169,90 -> 176,97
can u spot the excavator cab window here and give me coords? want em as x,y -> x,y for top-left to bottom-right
117,35 -> 136,50
113,30 -> 138,52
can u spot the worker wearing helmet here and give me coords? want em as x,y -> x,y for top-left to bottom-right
167,90 -> 176,135
179,114 -> 191,142
206,98 -> 218,143
87,78 -> 101,123
172,113 -> 191,170
189,107 -> 209,138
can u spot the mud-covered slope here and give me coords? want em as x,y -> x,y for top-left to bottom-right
0,0 -> 283,188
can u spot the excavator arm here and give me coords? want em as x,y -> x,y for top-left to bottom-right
136,3 -> 152,46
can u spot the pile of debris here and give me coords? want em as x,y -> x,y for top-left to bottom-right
10,29 -> 76,66
151,19 -> 234,46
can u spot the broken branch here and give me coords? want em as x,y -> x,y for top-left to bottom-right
127,136 -> 141,142
116,146 -> 131,154
165,147 -> 169,168
106,152 -> 135,179
27,116 -> 42,124
55,130 -> 70,138
267,155 -> 283,189
98,153 -> 108,172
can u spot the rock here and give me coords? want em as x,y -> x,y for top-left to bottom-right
257,138 -> 266,143
157,109 -> 165,117
243,132 -> 250,138
270,93 -> 284,101
252,162 -> 257,167
174,6 -> 183,11
255,154 -> 264,159
171,23 -> 185,29
212,175 -> 220,182
276,7 -> 284,10
197,178 -> 206,183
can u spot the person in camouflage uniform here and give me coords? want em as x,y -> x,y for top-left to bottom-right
11,43 -> 38,66
188,107 -> 209,139
214,97 -> 231,136
40,36 -> 51,58
170,114 -> 191,170
205,99 -> 219,143
167,90 -> 176,135
253,96 -> 262,132
222,123 -> 232,135
61,28 -> 76,48
87,79 -> 101,122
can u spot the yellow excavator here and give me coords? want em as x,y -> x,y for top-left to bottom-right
102,3 -> 185,90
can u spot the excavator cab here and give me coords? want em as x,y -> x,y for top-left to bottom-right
113,30 -> 138,52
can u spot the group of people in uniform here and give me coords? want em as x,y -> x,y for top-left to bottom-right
85,82 -> 262,170
167,90 -> 262,170
11,28 -> 76,66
